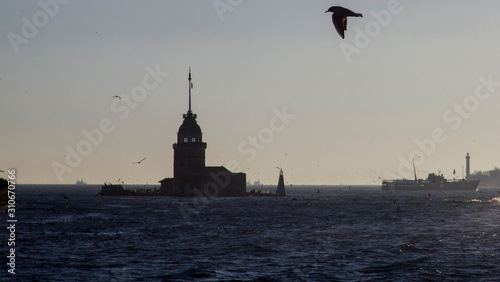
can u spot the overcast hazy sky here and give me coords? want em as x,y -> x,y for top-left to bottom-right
2,0 -> 500,185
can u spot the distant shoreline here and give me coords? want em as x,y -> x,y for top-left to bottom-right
12,184 -> 500,191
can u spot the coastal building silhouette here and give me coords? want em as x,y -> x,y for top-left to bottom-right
159,68 -> 246,196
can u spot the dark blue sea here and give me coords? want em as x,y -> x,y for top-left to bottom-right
2,185 -> 500,281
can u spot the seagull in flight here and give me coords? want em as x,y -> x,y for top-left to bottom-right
325,6 -> 363,39
133,157 -> 146,164
111,95 -> 122,99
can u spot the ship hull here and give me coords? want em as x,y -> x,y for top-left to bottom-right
99,184 -> 135,196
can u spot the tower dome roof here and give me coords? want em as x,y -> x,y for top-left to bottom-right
178,112 -> 201,135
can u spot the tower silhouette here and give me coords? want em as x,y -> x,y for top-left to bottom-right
173,68 -> 206,179
466,152 -> 471,180
276,168 -> 286,196
159,68 -> 246,196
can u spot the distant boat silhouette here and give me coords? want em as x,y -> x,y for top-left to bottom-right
0,178 -> 8,210
325,6 -> 363,39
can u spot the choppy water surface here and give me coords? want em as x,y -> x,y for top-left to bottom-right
3,185 -> 500,280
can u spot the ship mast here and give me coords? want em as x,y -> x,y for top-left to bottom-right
412,159 -> 417,181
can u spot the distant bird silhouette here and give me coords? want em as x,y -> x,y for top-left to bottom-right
112,95 -> 122,99
325,6 -> 363,39
133,157 -> 146,164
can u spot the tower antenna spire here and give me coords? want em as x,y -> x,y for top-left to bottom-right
188,67 -> 192,113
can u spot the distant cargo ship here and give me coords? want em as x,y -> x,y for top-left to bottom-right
75,179 -> 87,185
382,153 -> 480,191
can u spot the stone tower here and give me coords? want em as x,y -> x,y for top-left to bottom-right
159,67 -> 246,197
172,68 -> 207,179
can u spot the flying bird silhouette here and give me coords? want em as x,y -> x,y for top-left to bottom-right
325,6 -> 363,39
133,157 -> 146,164
112,95 -> 122,99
